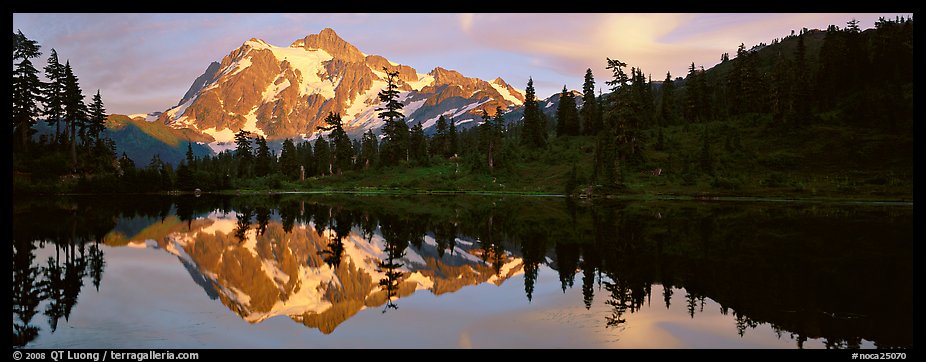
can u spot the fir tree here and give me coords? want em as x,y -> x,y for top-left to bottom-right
278,138 -> 299,180
314,137 -> 331,176
43,49 -> 65,144
520,77 -> 546,148
13,59 -> 42,151
176,162 -> 193,191
62,61 -> 88,166
409,122 -> 428,166
659,71 -> 677,126
86,90 -> 107,148
376,68 -> 408,165
185,141 -> 195,167
234,129 -> 253,178
317,112 -> 354,174
432,115 -> 449,158
12,30 -> 42,152
254,136 -> 273,177
556,85 -> 580,136
581,68 -> 600,136
359,130 -> 378,169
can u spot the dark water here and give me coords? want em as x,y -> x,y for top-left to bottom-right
12,194 -> 912,348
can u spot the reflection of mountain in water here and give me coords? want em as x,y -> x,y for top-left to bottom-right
13,195 -> 913,348
103,212 -> 522,334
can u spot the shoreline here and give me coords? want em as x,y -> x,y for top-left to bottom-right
36,188 -> 913,206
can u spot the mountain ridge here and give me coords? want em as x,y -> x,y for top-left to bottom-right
153,28 -> 527,153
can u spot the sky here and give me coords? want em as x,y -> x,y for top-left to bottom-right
12,13 -> 909,115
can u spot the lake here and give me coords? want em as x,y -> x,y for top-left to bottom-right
12,194 -> 912,349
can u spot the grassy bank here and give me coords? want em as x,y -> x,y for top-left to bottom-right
224,117 -> 912,203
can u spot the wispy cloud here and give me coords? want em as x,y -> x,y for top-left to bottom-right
12,13 -> 905,114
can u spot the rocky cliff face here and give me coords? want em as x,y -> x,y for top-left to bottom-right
156,28 -> 524,152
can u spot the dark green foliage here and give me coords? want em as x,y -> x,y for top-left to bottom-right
580,68 -> 600,135
234,130 -> 253,178
430,115 -> 450,158
359,130 -> 378,170
520,77 -> 547,149
556,85 -> 580,136
13,58 -> 42,151
42,49 -> 66,144
278,139 -> 299,180
699,126 -> 713,175
564,164 -> 578,196
11,17 -> 912,198
176,162 -> 193,191
377,68 -> 408,166
318,112 -> 354,174
254,136 -> 273,177
314,137 -> 331,176
62,61 -> 88,165
409,122 -> 428,166
86,90 -> 107,147
12,30 -> 42,152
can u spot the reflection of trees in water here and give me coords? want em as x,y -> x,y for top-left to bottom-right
234,206 -> 254,242
12,195 -> 913,348
13,200 -> 112,347
375,214 -> 416,312
318,208 -> 351,269
255,207 -> 271,237
12,233 -> 43,347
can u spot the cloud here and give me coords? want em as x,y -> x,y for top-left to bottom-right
459,13 -> 475,34
459,13 -> 902,94
13,13 -> 905,114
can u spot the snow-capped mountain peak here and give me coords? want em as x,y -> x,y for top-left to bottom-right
156,28 -> 524,153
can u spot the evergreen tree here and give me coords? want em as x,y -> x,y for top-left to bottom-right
118,152 -> 135,175
296,140 -> 315,177
234,129 -> 253,178
317,112 -> 354,174
376,68 -> 408,165
556,85 -> 580,136
431,115 -> 449,158
659,71 -> 677,126
580,68 -> 600,135
684,62 -> 703,122
176,162 -> 193,191
42,49 -> 65,144
359,130 -> 378,169
12,30 -> 42,152
13,59 -> 42,151
409,122 -> 428,166
520,77 -> 546,148
254,136 -> 272,177
12,30 -> 41,61
86,90 -> 107,147
185,141 -> 195,168
62,61 -> 88,167
314,137 -> 331,176
160,162 -> 174,190
278,138 -> 299,180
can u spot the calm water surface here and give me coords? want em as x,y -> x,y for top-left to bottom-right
12,195 -> 912,348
